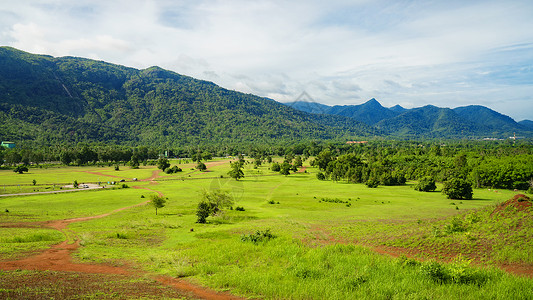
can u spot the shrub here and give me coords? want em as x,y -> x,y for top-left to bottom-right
442,178 -> 473,200
13,166 -> 28,174
365,178 -> 379,188
316,172 -> 326,180
421,256 -> 487,285
235,206 -> 245,211
196,190 -> 234,223
196,162 -> 207,171
271,162 -> 281,172
414,177 -> 437,192
241,229 -> 276,243
156,158 -> 170,171
421,261 -> 449,283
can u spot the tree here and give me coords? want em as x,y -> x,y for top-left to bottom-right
228,162 -> 244,180
13,165 -> 28,174
442,178 -> 473,200
156,158 -> 170,171
4,151 -> 22,166
196,190 -> 234,223
293,156 -> 303,167
196,162 -> 207,171
315,150 -> 334,171
202,152 -> 213,161
414,177 -> 437,192
271,162 -> 281,172
280,162 -> 291,176
150,194 -> 167,215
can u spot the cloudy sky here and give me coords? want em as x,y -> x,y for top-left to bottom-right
1,0 -> 532,120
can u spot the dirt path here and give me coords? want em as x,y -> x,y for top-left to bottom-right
0,172 -> 243,300
84,170 -> 125,179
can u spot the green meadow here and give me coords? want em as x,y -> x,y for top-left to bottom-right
1,158 -> 532,299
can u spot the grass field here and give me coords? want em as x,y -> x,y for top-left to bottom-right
1,158 -> 532,299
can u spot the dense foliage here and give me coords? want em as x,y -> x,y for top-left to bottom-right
307,141 -> 533,191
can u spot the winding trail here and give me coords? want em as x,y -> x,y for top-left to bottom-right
0,169 -> 242,300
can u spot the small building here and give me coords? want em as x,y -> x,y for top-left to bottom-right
1,141 -> 15,149
346,141 -> 368,145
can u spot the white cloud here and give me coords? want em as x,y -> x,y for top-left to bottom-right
0,0 -> 532,120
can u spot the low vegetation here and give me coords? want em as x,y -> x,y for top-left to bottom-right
0,144 -> 532,299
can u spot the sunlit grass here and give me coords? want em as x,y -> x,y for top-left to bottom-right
1,160 -> 531,299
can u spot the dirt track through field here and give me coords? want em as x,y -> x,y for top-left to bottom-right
0,170 -> 242,300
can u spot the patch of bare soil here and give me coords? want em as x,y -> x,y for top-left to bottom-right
491,194 -> 532,217
0,270 -> 196,299
297,167 -> 307,173
140,169 -> 163,182
84,171 -> 124,179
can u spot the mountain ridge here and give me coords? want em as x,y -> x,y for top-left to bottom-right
0,46 -> 371,147
0,46 -> 531,146
284,99 -> 531,138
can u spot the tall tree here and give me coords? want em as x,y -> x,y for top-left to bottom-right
228,161 -> 244,180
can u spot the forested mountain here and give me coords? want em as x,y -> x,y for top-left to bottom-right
326,98 -> 399,125
0,47 -> 371,147
286,99 -> 532,138
518,120 -> 533,131
1,46 -> 530,147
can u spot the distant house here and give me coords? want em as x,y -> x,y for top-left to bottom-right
346,141 -> 368,144
1,141 -> 15,149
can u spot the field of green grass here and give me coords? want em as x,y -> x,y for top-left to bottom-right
1,158 -> 532,299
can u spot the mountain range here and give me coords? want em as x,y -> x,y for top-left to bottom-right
0,47 -> 370,147
0,46 -> 531,148
285,99 -> 532,139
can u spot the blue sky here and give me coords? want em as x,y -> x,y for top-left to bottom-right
1,0 -> 532,121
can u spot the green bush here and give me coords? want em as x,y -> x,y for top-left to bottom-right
420,256 -> 487,285
196,190 -> 234,223
442,178 -> 473,200
241,229 -> 276,244
365,178 -> 379,188
414,176 -> 437,192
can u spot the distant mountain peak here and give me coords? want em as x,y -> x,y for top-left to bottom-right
364,98 -> 381,106
389,104 -> 407,113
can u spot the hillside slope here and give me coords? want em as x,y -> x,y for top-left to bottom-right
0,47 -> 370,147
